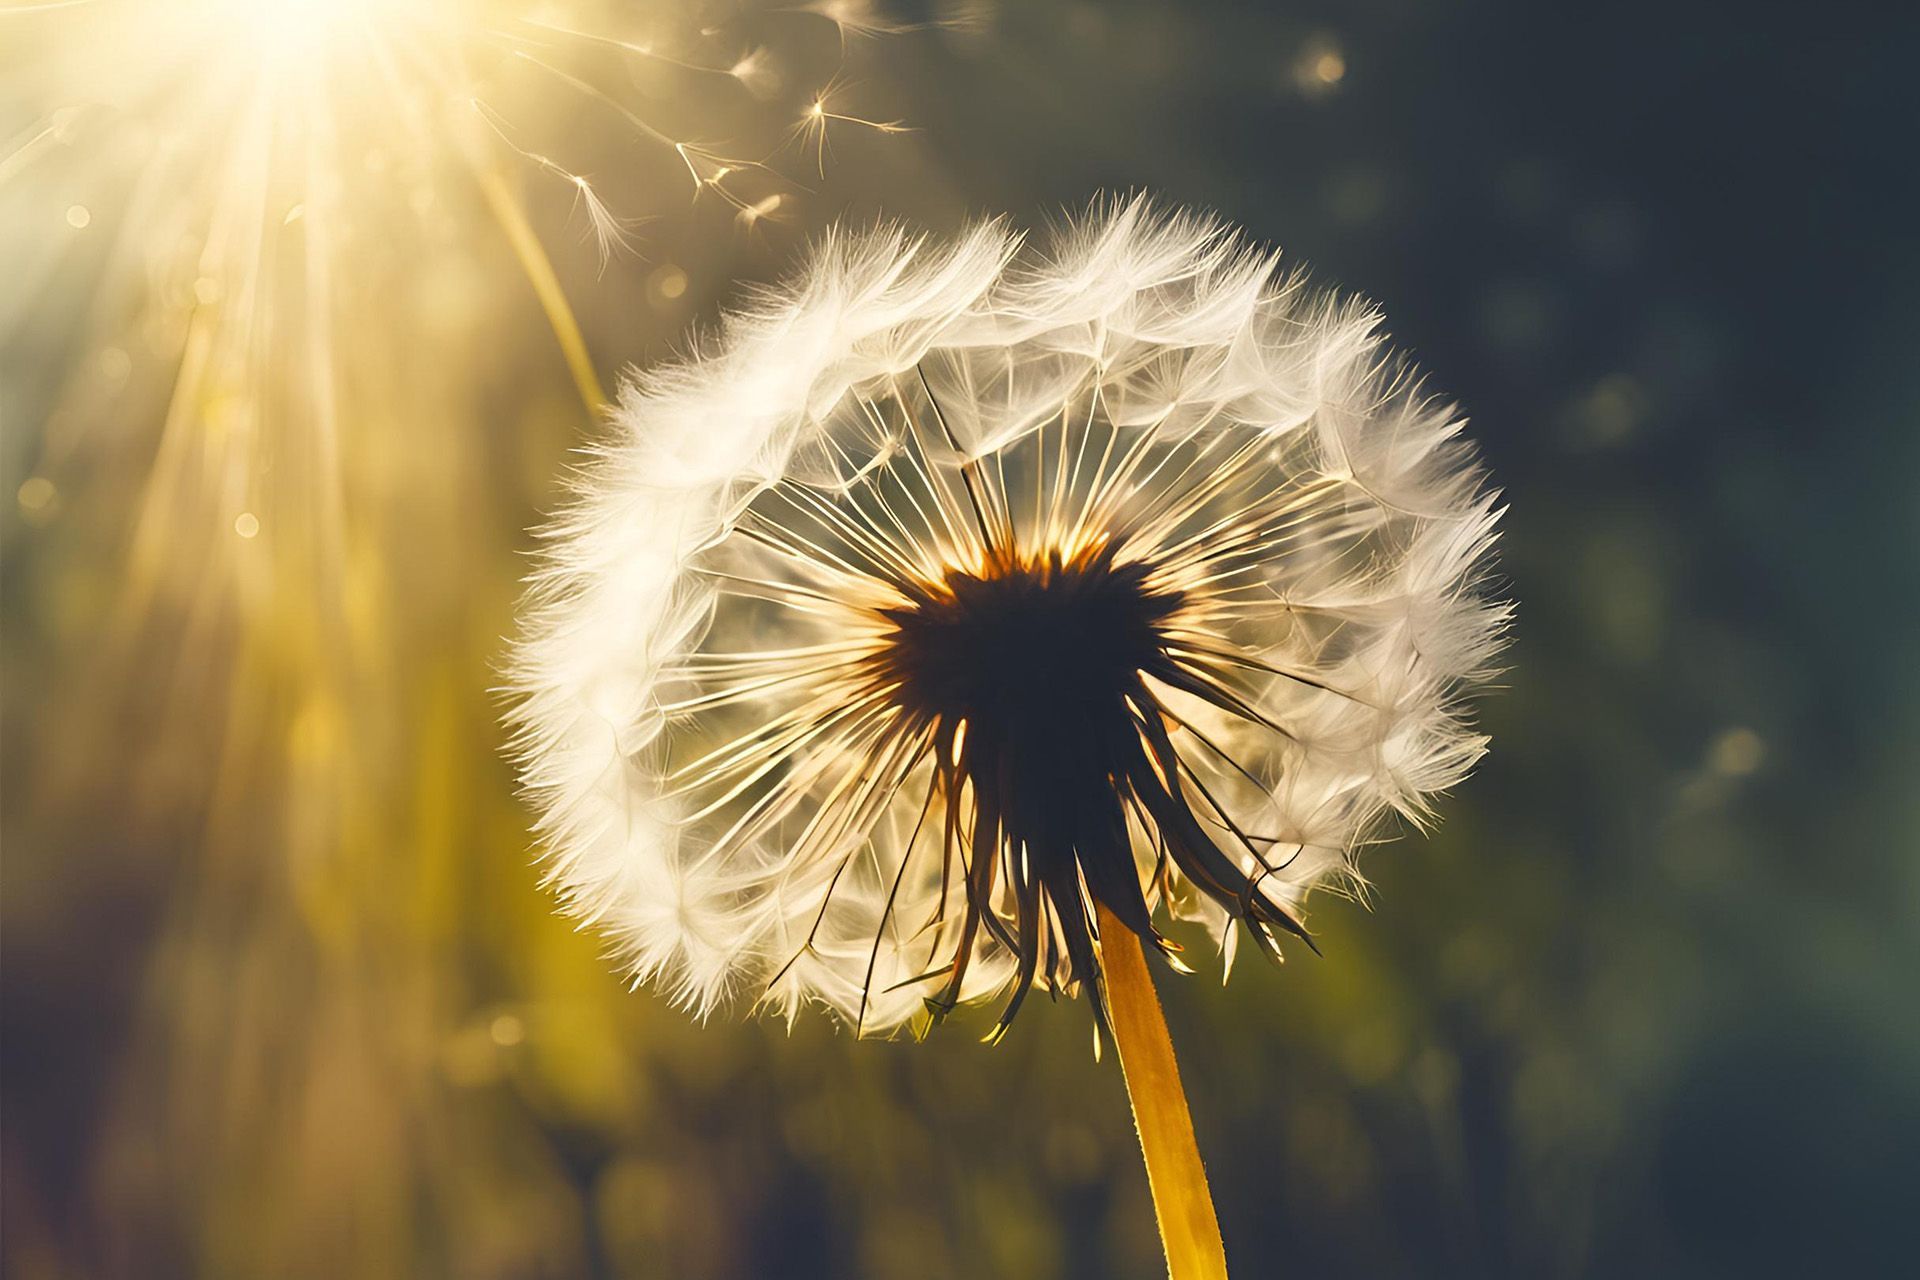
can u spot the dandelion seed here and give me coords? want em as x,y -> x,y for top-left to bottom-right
785,0 -> 985,47
733,192 -> 788,236
793,81 -> 911,175
566,173 -> 640,273
791,0 -> 909,45
728,47 -> 783,100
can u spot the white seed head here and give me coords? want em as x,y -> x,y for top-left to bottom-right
507,197 -> 1508,1037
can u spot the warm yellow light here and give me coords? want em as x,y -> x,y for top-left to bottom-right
224,0 -> 398,62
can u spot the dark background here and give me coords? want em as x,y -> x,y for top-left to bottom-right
5,1 -> 1917,1276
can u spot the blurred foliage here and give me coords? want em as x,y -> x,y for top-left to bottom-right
4,1 -> 1918,1278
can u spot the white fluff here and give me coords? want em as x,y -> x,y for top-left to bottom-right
507,197 -> 1507,1035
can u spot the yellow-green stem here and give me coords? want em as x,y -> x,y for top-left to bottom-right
1097,901 -> 1229,1280
473,163 -> 609,416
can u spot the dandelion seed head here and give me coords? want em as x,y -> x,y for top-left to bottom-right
509,197 -> 1508,1038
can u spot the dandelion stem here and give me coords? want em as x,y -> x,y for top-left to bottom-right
472,162 -> 609,415
1097,901 -> 1229,1280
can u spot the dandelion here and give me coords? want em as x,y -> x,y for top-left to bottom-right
793,79 -> 913,174
509,197 -> 1506,1277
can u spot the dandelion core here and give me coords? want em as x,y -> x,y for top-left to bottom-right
848,521 -> 1317,1038
877,547 -> 1181,844
870,544 -> 1195,1025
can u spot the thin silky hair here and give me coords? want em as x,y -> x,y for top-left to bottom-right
507,197 -> 1508,1038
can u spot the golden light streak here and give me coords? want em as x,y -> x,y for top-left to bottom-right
471,160 -> 609,413
1,1 -> 921,1265
6,0 -> 921,658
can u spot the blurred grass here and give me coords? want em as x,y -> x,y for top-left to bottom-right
5,2 -> 1919,1278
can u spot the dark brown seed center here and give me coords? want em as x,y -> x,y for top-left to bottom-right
877,548 -> 1180,761
860,544 -> 1310,1037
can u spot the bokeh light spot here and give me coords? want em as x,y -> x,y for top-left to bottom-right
1708,727 -> 1765,777
648,264 -> 689,307
1291,35 -> 1348,98
17,477 -> 59,524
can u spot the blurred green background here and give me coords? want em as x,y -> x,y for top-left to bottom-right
4,1 -> 1917,1277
